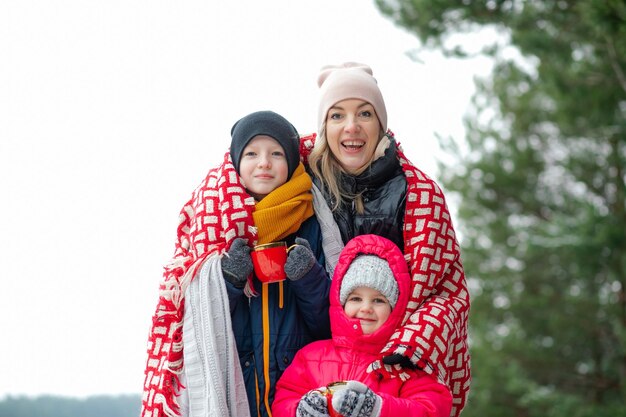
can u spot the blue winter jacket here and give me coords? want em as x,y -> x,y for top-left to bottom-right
225,215 -> 331,417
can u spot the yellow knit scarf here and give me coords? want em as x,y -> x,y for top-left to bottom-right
253,163 -> 314,244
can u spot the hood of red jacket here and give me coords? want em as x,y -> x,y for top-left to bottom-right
329,234 -> 411,353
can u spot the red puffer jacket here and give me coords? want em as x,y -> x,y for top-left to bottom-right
272,234 -> 452,417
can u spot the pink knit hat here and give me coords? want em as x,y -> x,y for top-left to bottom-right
317,62 -> 387,133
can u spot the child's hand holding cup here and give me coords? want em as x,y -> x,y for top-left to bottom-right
327,381 -> 382,417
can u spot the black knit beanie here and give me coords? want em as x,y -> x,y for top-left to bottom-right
230,110 -> 300,180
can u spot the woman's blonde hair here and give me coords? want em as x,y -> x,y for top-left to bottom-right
308,122 -> 389,213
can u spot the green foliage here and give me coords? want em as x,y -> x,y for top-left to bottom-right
376,0 -> 626,416
0,394 -> 141,417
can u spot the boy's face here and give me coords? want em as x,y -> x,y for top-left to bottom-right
238,135 -> 289,201
343,286 -> 391,335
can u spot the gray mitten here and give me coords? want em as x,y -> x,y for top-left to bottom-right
331,381 -> 382,417
296,389 -> 329,417
284,237 -> 316,281
220,238 -> 253,288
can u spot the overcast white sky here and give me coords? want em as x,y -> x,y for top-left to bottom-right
0,0 -> 491,398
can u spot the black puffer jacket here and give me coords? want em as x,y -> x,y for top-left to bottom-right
313,140 -> 407,251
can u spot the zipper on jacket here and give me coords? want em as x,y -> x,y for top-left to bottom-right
261,283 -> 273,417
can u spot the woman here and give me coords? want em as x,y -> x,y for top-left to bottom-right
300,62 -> 471,417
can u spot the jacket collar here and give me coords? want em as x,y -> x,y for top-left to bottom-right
340,139 -> 401,192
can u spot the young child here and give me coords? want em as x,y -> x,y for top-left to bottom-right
272,234 -> 452,417
220,110 -> 332,417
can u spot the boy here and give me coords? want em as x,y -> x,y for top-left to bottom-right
219,111 -> 331,417
272,234 -> 452,417
142,111 -> 330,417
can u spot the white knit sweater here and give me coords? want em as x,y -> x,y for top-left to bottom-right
179,255 -> 251,417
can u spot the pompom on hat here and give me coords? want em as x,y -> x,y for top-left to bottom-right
317,62 -> 387,133
339,254 -> 398,309
230,110 -> 301,180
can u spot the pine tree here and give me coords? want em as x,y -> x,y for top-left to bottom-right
374,1 -> 626,415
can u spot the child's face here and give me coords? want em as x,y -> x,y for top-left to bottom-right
238,135 -> 289,201
343,286 -> 391,335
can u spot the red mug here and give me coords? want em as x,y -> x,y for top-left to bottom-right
325,381 -> 348,417
250,241 -> 296,283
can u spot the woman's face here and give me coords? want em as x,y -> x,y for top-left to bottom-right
325,98 -> 382,174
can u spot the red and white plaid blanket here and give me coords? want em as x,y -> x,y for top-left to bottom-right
141,135 -> 471,417
141,152 -> 257,417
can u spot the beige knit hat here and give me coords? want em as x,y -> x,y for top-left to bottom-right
339,255 -> 398,309
317,62 -> 387,133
